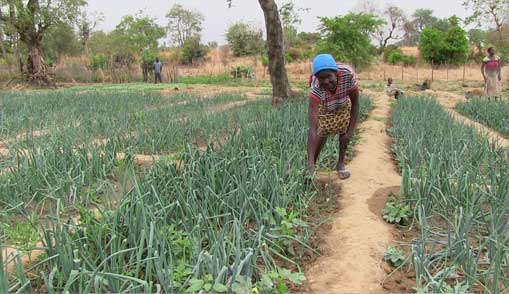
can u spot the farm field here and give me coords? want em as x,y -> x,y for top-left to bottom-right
0,83 -> 378,293
1,75 -> 508,294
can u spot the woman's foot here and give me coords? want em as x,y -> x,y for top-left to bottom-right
337,169 -> 351,180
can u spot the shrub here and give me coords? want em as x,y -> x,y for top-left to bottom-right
387,50 -> 404,65
180,36 -> 209,65
89,54 -> 108,70
230,66 -> 253,79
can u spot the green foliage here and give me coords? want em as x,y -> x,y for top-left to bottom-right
230,66 -> 254,79
180,36 -> 209,65
468,28 -> 487,58
141,49 -> 158,64
2,221 -> 39,254
317,13 -> 384,70
226,22 -> 265,57
42,22 -> 81,63
166,4 -> 204,47
383,198 -> 412,224
387,50 -> 404,65
401,9 -> 450,46
89,31 -> 114,57
419,27 -> 447,64
185,275 -> 227,293
112,13 -> 165,59
443,24 -> 470,64
419,22 -> 469,65
384,246 -> 405,267
89,54 -> 108,70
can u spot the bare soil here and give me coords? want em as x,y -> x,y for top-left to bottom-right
301,90 -> 401,293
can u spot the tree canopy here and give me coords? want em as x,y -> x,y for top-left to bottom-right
166,4 -> 204,46
317,13 -> 383,70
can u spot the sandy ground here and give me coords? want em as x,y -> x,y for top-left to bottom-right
303,90 -> 400,293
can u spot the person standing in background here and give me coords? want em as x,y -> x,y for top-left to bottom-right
481,47 -> 501,100
154,58 -> 163,84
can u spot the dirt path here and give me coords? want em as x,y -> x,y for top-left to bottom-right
431,90 -> 509,148
303,90 -> 400,293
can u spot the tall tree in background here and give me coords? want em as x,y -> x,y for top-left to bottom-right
78,11 -> 103,55
227,0 -> 291,104
1,0 -> 86,85
225,22 -> 264,57
376,5 -> 406,54
400,9 -> 450,46
166,4 -> 204,47
258,0 -> 291,103
464,0 -> 509,41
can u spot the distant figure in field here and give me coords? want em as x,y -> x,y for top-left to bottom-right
384,78 -> 403,99
141,61 -> 149,82
481,47 -> 501,99
307,54 -> 360,180
154,58 -> 163,84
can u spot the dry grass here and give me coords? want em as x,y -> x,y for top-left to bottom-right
1,47 -> 498,88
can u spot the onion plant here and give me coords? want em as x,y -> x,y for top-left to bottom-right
456,98 -> 509,137
391,96 -> 509,292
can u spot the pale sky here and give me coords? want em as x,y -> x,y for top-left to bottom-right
86,0 -> 470,45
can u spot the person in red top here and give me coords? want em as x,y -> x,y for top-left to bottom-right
307,54 -> 360,179
481,47 -> 502,99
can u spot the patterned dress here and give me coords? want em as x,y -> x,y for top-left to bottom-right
308,63 -> 358,137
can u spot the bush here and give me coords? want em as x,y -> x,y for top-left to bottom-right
180,36 -> 209,65
284,53 -> 294,63
286,47 -> 302,61
230,66 -> 253,79
89,54 -> 108,70
383,45 -> 400,62
387,50 -> 404,65
402,55 -> 416,66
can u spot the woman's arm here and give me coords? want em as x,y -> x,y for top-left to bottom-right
481,63 -> 486,81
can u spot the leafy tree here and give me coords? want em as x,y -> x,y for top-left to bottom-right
88,30 -> 114,58
419,27 -> 446,64
317,13 -> 384,70
180,35 -> 208,64
443,20 -> 470,64
464,0 -> 509,41
1,0 -> 86,85
166,4 -> 204,46
77,11 -> 103,55
419,19 -> 469,65
113,14 -> 165,54
225,22 -> 264,57
42,22 -> 81,64
227,0 -> 291,103
468,28 -> 488,56
401,9 -> 450,46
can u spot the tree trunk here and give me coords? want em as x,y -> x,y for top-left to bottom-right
8,2 -> 22,77
83,30 -> 89,55
26,36 -> 53,87
258,0 -> 291,105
